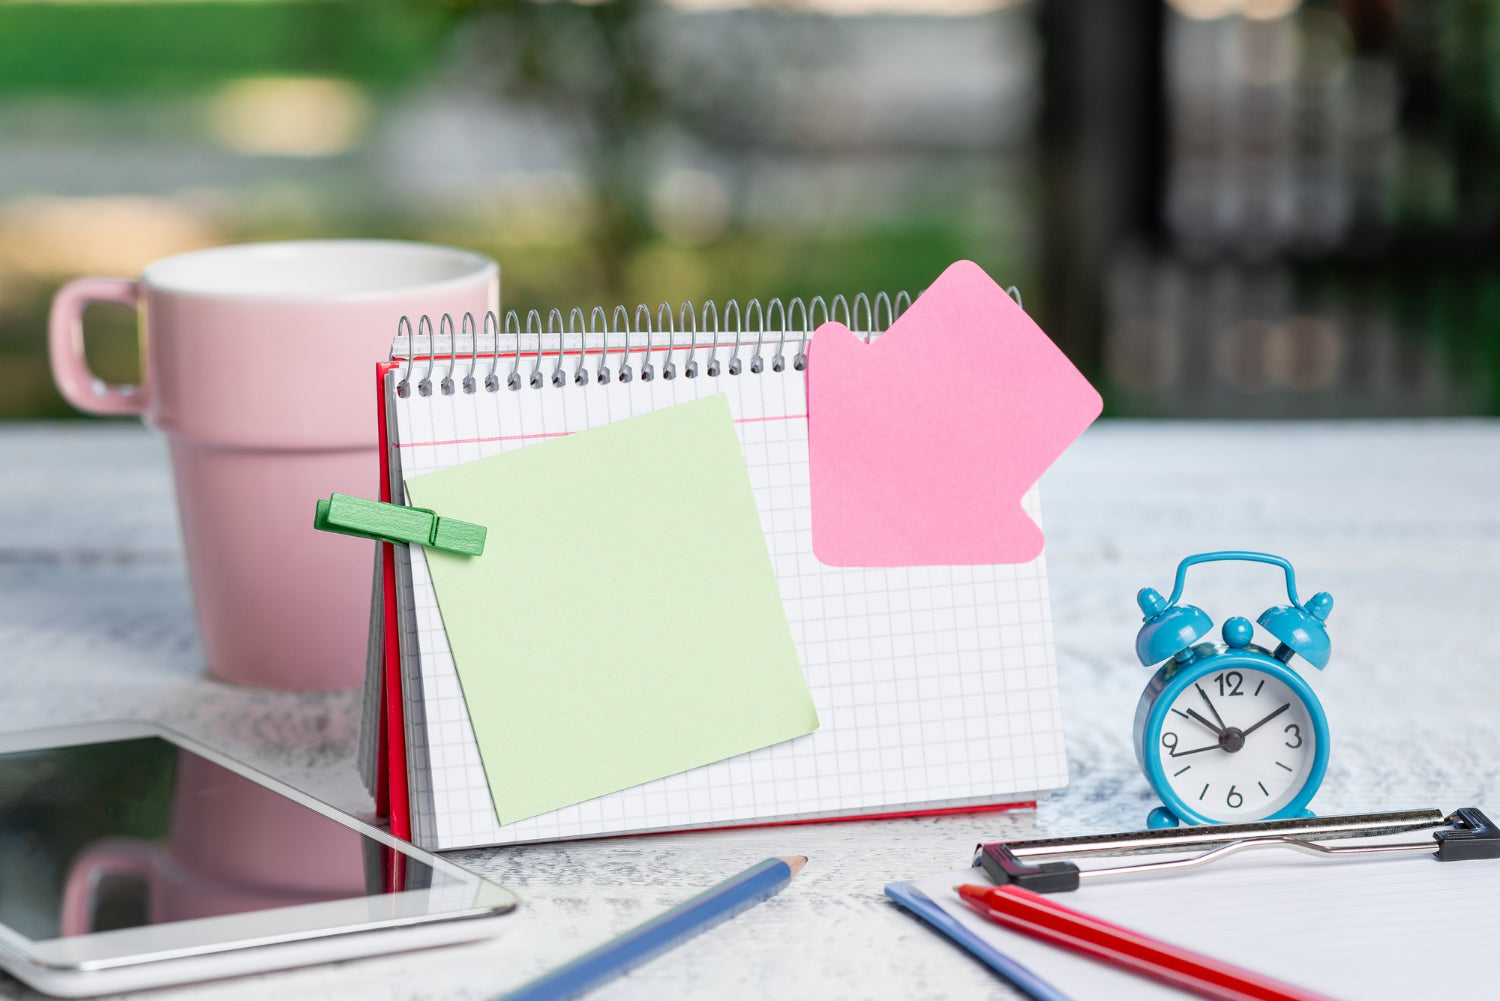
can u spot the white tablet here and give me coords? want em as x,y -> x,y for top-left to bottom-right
0,721 -> 518,997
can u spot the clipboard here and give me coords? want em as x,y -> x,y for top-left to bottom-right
894,807 -> 1500,1001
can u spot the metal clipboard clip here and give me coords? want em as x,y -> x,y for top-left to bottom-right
974,807 -> 1500,894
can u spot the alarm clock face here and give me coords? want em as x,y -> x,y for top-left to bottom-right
1149,665 -> 1320,822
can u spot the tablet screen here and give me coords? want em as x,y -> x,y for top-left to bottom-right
0,737 -> 456,940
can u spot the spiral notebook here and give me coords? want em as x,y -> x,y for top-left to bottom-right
361,261 -> 1100,850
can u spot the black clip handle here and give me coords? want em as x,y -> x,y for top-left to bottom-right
975,843 -> 1081,893
1435,807 -> 1500,861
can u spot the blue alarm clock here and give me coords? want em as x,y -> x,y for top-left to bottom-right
1133,551 -> 1334,829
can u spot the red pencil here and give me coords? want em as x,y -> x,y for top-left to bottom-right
955,884 -> 1336,1001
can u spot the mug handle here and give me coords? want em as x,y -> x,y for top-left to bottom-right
59,836 -> 159,935
48,277 -> 147,416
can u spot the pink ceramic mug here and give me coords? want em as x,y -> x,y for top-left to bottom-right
49,240 -> 498,689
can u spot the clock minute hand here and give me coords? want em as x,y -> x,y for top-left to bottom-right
1184,707 -> 1223,736
1241,703 -> 1291,737
1195,684 -> 1228,731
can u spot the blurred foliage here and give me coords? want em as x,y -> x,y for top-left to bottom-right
11,0 -> 1493,419
0,0 -> 1030,420
0,1 -> 454,95
467,0 -> 669,295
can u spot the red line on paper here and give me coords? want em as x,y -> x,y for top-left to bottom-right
399,430 -> 571,449
603,800 -> 1037,841
736,413 -> 806,424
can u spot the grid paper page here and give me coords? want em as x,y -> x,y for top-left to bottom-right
390,338 -> 1068,849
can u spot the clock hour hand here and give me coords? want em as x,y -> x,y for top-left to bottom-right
1241,703 -> 1291,737
1195,684 -> 1228,731
1184,708 -> 1223,736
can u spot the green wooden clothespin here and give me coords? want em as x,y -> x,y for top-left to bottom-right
313,493 -> 486,556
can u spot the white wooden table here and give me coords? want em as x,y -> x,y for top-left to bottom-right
4,421 -> 1498,1000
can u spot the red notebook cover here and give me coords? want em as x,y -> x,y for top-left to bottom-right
373,361 -> 411,841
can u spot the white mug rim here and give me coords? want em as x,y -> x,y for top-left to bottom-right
139,239 -> 496,303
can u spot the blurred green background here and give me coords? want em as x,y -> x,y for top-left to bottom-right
1,0 -> 1497,418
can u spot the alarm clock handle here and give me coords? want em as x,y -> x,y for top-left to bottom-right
1165,551 -> 1306,610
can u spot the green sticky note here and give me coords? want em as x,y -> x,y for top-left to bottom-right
405,394 -> 819,825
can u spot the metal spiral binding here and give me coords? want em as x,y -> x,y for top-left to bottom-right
387,289 -> 994,397
390,286 -> 1026,397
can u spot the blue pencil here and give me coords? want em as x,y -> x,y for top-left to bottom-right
497,856 -> 805,1001
885,880 -> 1073,1001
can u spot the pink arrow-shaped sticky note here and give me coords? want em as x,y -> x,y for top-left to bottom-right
806,260 -> 1101,567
